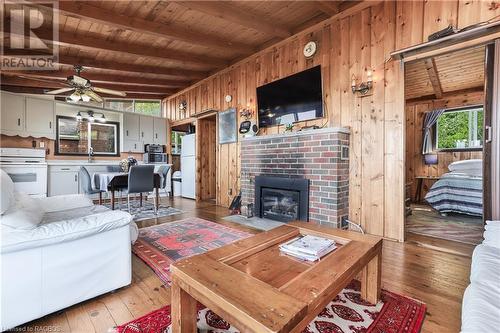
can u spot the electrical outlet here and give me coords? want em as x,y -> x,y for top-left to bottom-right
341,216 -> 349,230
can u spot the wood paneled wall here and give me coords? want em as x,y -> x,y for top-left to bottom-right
405,91 -> 484,200
164,0 -> 499,241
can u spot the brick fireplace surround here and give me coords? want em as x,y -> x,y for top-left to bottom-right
240,127 -> 350,228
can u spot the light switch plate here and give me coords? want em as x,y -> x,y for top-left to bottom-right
39,141 -> 45,148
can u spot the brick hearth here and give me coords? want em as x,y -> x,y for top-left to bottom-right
240,127 -> 350,228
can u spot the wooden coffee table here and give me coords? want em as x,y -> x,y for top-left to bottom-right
170,221 -> 383,333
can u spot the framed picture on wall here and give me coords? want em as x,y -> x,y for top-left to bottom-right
218,107 -> 237,144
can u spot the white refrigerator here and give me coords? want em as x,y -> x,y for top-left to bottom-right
181,133 -> 196,199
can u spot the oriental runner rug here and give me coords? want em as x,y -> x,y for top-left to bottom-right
132,217 -> 252,285
116,280 -> 426,333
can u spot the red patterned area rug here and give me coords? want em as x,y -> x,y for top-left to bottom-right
132,217 -> 252,285
116,280 -> 426,333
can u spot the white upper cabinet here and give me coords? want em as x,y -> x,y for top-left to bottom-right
123,113 -> 140,141
25,97 -> 55,139
1,91 -> 25,134
139,116 -> 154,144
153,118 -> 167,145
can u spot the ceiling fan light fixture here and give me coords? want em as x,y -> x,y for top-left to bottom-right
76,112 -> 82,121
70,91 -> 81,102
81,94 -> 91,102
87,110 -> 95,122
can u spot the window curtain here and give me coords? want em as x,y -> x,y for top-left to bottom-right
422,109 -> 445,154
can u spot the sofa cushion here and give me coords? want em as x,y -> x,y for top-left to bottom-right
1,192 -> 44,230
461,283 -> 500,333
0,169 -> 15,214
36,194 -> 94,213
483,220 -> 500,249
1,207 -> 132,253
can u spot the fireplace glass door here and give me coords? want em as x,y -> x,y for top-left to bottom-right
261,188 -> 300,222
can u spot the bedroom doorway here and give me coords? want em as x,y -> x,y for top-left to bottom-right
404,45 -> 492,245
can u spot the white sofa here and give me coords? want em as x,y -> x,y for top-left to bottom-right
0,170 -> 136,330
461,220 -> 500,333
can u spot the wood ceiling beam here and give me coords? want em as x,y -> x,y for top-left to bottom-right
405,86 -> 484,104
5,30 -> 228,69
174,1 -> 292,38
315,1 -> 340,16
3,70 -> 188,88
1,75 -> 176,95
1,85 -> 168,100
43,1 -> 252,53
56,55 -> 205,80
424,58 -> 444,99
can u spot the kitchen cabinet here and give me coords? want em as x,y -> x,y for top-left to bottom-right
48,166 -> 80,196
123,113 -> 140,141
153,118 -> 167,145
1,91 -> 25,135
25,97 -> 55,139
123,140 -> 142,153
139,116 -> 154,143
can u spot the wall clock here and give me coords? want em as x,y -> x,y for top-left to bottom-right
303,41 -> 317,58
225,94 -> 232,103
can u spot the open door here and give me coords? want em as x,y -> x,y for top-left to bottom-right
195,114 -> 217,202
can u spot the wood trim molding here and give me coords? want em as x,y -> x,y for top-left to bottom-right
491,40 -> 500,220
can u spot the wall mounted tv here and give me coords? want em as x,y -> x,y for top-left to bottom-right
257,65 -> 323,128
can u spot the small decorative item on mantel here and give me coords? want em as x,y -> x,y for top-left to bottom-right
285,123 -> 294,132
119,159 -> 129,172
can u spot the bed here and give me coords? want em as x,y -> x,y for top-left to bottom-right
425,159 -> 483,217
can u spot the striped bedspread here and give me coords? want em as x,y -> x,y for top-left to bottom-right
425,172 -> 483,217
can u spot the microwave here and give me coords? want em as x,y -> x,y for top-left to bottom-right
144,152 -> 168,163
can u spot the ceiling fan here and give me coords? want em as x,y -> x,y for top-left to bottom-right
45,65 -> 126,103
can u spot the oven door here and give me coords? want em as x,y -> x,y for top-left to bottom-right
0,164 -> 48,197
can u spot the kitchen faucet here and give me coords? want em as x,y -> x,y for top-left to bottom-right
88,146 -> 94,162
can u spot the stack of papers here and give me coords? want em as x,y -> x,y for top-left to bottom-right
279,235 -> 337,262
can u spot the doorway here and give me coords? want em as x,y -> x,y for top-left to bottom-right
404,45 -> 491,245
196,114 -> 217,202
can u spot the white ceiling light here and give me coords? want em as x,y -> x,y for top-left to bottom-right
81,94 -> 91,102
70,91 -> 81,102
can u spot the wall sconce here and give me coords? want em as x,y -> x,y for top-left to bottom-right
179,100 -> 187,115
351,69 -> 373,95
239,106 -> 254,120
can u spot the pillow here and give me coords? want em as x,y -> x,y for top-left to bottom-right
0,169 -> 15,214
483,220 -> 500,249
448,159 -> 482,173
0,191 -> 44,229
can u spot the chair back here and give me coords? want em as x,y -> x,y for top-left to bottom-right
79,166 -> 96,194
157,165 -> 171,189
128,165 -> 154,194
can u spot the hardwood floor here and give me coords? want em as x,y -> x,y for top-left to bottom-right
15,197 -> 471,333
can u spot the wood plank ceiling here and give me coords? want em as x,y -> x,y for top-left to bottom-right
1,0 -> 353,100
404,46 -> 485,101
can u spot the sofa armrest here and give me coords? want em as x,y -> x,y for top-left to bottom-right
36,194 -> 94,213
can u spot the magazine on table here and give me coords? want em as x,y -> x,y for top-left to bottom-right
279,235 -> 337,261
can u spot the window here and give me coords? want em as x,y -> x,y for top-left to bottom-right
56,116 -> 119,156
436,106 -> 484,150
104,99 -> 161,116
134,100 -> 161,116
171,131 -> 185,155
104,99 -> 134,112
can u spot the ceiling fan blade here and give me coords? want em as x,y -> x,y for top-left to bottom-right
45,87 -> 74,95
92,86 -> 126,97
85,90 -> 103,103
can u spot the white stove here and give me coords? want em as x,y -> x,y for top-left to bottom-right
0,148 -> 48,197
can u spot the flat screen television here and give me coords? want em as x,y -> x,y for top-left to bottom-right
257,65 -> 323,128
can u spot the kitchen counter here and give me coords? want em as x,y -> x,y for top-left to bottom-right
47,160 -> 120,166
